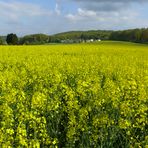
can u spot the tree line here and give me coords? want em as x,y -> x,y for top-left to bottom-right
0,31 -> 112,45
0,28 -> 148,45
110,28 -> 148,43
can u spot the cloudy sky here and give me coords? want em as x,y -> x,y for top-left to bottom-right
0,0 -> 148,36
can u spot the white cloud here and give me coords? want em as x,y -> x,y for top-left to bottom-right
65,6 -> 142,31
66,7 -> 138,22
66,8 -> 97,21
69,0 -> 148,12
0,1 -> 52,22
55,3 -> 61,15
0,0 -> 53,35
78,8 -> 97,17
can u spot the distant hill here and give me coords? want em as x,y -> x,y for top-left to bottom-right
51,30 -> 112,41
17,30 -> 112,44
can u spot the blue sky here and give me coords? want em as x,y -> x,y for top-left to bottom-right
0,0 -> 148,36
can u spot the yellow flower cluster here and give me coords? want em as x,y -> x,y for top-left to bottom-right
0,42 -> 148,147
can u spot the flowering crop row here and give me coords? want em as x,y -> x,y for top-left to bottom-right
0,42 -> 148,147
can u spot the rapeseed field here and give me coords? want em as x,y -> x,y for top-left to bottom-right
0,41 -> 148,147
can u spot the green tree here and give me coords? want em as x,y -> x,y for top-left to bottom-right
141,28 -> 148,43
0,37 -> 4,45
19,34 -> 49,45
6,33 -> 18,45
